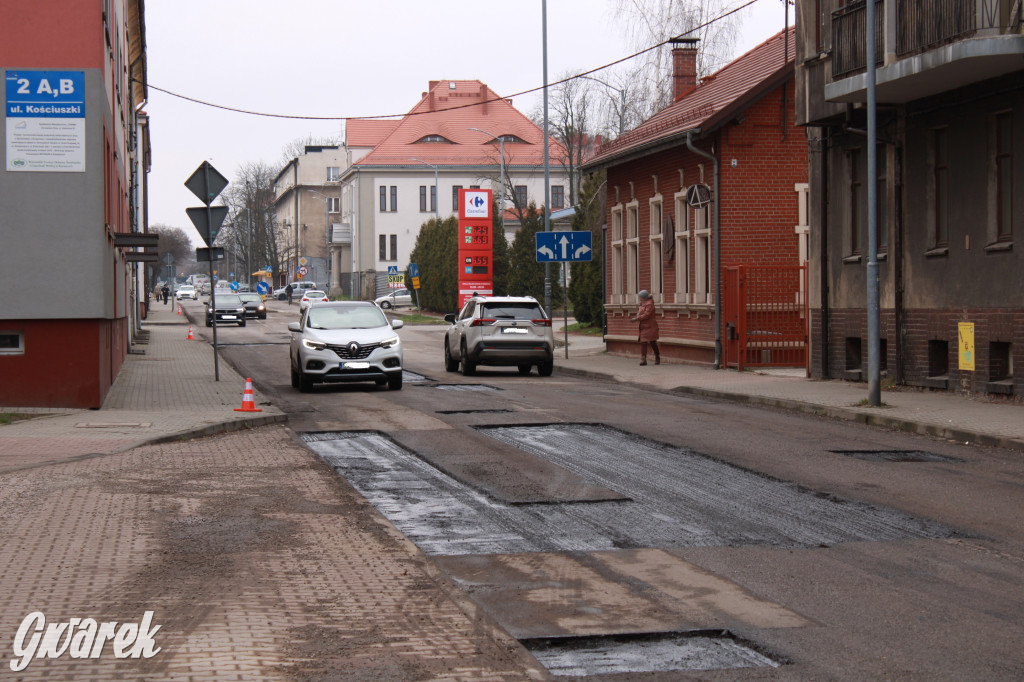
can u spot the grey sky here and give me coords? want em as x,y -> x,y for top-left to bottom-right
143,0 -> 791,242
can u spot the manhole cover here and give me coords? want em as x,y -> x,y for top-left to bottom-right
522,630 -> 783,676
433,384 -> 500,392
829,449 -> 963,463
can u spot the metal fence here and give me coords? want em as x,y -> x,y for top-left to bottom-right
722,265 -> 808,371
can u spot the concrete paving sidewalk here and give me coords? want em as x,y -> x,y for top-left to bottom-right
0,299 -> 285,473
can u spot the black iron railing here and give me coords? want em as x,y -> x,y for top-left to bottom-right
831,0 -> 884,78
896,0 -> 977,56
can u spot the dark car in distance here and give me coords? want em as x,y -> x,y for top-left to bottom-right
205,293 -> 247,327
237,293 -> 267,320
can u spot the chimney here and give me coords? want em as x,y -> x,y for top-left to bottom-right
670,38 -> 699,101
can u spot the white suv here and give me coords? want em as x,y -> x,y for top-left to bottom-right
443,296 -> 554,376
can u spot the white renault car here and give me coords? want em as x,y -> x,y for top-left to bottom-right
288,301 -> 404,392
443,295 -> 554,376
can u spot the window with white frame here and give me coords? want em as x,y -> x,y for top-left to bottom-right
674,192 -> 691,304
626,201 -> 639,296
694,201 -> 711,304
649,195 -> 663,300
328,197 -> 340,213
611,205 -> 624,303
327,167 -> 340,182
0,331 -> 24,355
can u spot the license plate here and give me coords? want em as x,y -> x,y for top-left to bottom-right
342,361 -> 370,369
501,327 -> 529,334
222,315 -> 236,320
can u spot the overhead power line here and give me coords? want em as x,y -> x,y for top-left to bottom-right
138,0 -> 760,122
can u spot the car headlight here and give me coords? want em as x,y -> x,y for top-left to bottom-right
379,336 -> 400,349
302,338 -> 327,351
236,307 -> 245,313
257,305 -> 265,312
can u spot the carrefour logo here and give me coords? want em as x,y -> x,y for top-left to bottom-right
463,191 -> 491,219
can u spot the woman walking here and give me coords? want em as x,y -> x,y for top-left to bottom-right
631,290 -> 660,366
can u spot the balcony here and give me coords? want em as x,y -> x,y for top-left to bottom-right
826,0 -> 1024,104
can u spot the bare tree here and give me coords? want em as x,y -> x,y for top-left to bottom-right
279,133 -> 342,163
217,161 -> 283,285
613,0 -> 741,114
150,224 -> 194,269
540,72 -> 595,207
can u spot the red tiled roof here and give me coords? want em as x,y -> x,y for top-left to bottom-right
354,80 -> 565,167
346,119 -> 400,148
585,28 -> 795,168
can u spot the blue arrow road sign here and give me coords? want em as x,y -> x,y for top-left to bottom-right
256,281 -> 270,295
535,231 -> 593,262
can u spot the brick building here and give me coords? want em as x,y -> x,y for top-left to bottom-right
583,29 -> 808,366
0,1 -> 150,408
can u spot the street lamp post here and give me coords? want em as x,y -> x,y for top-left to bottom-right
409,158 -> 439,223
469,127 -> 505,237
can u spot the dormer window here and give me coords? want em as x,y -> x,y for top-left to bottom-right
417,134 -> 453,144
488,134 -> 526,144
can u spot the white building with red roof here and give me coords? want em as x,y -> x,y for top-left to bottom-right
334,80 -> 568,297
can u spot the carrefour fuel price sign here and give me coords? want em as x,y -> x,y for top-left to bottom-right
5,70 -> 86,172
457,189 -> 493,306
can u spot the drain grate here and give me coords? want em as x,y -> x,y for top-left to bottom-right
436,409 -> 514,414
433,384 -> 501,392
522,630 -> 782,676
830,449 -> 963,463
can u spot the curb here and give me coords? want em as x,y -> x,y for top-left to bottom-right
556,365 -> 1024,453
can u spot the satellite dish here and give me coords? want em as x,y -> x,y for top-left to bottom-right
686,183 -> 712,209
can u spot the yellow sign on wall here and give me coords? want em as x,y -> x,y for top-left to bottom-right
958,322 -> 975,371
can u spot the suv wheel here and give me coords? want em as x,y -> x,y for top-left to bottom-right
388,372 -> 403,390
444,341 -> 459,372
537,359 -> 554,377
517,364 -> 532,376
460,342 -> 476,376
298,369 -> 315,393
290,359 -> 300,389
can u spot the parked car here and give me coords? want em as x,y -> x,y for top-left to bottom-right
288,301 -> 404,392
204,293 -> 246,327
374,288 -> 413,310
443,296 -> 553,376
299,290 -> 329,314
237,292 -> 267,319
272,281 -> 318,301
175,285 -> 198,301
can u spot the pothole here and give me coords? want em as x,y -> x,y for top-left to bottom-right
522,630 -> 784,676
829,449 -> 963,463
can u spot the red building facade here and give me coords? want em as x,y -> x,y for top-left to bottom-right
0,1 -> 148,407
583,30 -> 808,366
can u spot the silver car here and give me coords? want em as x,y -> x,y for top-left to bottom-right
288,301 -> 404,392
443,296 -> 554,376
374,288 -> 413,309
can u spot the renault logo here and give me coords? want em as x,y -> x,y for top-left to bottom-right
347,342 -> 361,356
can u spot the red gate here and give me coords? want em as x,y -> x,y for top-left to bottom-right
723,265 -> 808,371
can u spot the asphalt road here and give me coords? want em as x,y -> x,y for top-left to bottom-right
209,301 -> 1024,679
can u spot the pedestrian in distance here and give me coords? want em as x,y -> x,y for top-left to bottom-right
630,290 -> 660,366
161,284 -> 170,305
286,283 -> 294,305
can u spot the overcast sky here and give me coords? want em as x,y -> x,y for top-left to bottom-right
144,0 -> 793,243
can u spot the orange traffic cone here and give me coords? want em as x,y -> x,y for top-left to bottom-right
177,303 -> 182,315
234,378 -> 263,412
186,325 -> 195,340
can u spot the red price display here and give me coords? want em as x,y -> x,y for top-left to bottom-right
463,224 -> 490,247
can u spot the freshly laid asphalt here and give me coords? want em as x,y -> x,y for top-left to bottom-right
1,298 -> 1022,678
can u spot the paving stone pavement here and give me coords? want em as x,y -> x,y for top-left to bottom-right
1,299 -> 1022,679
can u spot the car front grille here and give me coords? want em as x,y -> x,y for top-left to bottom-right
325,341 -> 381,359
